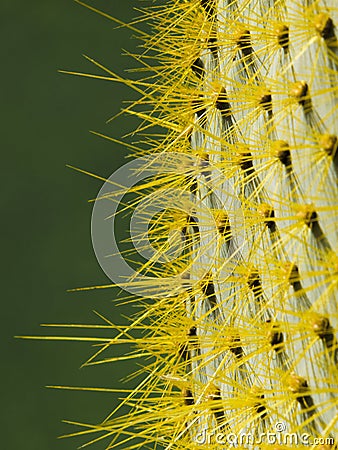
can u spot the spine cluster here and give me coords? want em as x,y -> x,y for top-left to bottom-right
67,1 -> 338,448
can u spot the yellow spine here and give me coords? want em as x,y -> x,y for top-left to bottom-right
63,1 -> 338,448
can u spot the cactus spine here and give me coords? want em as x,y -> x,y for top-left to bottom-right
66,0 -> 338,448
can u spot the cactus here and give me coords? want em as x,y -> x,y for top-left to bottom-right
62,0 -> 338,448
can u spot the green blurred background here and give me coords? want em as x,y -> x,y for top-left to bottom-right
3,1 -> 143,449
